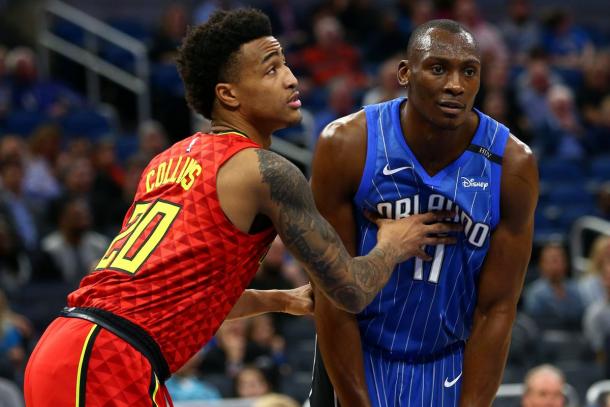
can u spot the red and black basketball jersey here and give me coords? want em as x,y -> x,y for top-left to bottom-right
68,132 -> 276,372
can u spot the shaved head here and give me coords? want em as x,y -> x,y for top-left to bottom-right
407,19 -> 479,61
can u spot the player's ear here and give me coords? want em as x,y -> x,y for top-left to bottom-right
215,83 -> 240,109
397,60 -> 410,88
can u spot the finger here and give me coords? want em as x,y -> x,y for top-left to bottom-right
423,236 -> 458,246
426,222 -> 463,234
415,249 -> 432,261
363,210 -> 382,225
418,210 -> 455,224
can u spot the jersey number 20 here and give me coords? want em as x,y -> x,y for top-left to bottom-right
95,200 -> 181,274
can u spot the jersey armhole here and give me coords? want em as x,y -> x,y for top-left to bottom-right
490,125 -> 510,229
353,107 -> 377,208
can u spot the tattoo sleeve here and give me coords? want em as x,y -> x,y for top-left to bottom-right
256,149 -> 397,313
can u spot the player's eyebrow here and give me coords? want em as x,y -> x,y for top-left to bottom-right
261,50 -> 281,65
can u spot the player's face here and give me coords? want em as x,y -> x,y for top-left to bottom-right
233,36 -> 302,131
399,28 -> 481,130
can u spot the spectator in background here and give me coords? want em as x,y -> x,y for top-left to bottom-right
499,0 -> 541,65
577,52 -> 610,128
362,56 -> 408,106
0,289 -> 25,382
453,0 -> 508,66
541,8 -> 595,70
262,0 -> 305,51
39,197 -> 108,286
538,84 -> 587,160
583,246 -> 610,358
521,364 -> 566,407
332,0 -> 380,45
254,393 -> 299,407
313,77 -> 357,141
364,11 -> 408,64
588,95 -> 610,155
199,319 -> 274,379
524,242 -> 584,330
234,365 -> 272,399
150,3 -> 188,63
247,314 -> 287,372
137,119 -> 169,161
165,354 -> 221,402
0,157 -> 39,253
579,235 -> 610,308
290,16 -> 367,89
250,237 -> 292,291
90,137 -> 125,235
0,218 -> 31,296
23,125 -> 62,207
5,47 -> 81,117
100,153 -> 148,237
596,182 -> 610,221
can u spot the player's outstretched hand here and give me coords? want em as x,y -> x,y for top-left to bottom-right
282,283 -> 314,316
367,211 -> 462,263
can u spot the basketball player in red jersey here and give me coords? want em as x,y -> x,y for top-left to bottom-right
24,9 -> 461,406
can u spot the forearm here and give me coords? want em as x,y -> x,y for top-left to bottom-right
314,288 -> 371,407
459,308 -> 516,407
226,289 -> 286,320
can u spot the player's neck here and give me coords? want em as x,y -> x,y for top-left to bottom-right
208,115 -> 272,148
401,101 -> 477,169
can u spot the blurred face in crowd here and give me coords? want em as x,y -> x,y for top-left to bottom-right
509,0 -> 531,23
528,59 -> 551,93
60,200 -> 92,238
539,245 -> 568,283
64,158 -> 94,194
248,314 -> 275,345
522,368 -> 565,407
314,16 -> 343,48
235,367 -> 270,398
0,159 -> 24,194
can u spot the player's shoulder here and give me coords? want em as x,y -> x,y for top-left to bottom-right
502,134 -> 538,178
315,110 -> 367,161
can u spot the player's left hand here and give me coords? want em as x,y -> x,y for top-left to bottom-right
282,283 -> 314,316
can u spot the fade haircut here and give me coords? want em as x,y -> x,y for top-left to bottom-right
406,19 -> 478,60
176,8 -> 272,119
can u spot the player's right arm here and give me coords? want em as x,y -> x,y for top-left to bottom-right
255,147 -> 460,313
310,112 -> 372,406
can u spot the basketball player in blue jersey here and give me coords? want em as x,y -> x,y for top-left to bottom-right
309,19 -> 539,407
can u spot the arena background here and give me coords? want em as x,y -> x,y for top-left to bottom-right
0,0 -> 609,406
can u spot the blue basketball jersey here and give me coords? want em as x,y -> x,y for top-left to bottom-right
354,97 -> 509,360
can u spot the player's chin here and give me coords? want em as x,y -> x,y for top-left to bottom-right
284,108 -> 303,126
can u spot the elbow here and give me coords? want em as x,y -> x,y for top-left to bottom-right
331,290 -> 368,314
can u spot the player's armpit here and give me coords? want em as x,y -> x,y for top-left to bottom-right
459,136 -> 538,407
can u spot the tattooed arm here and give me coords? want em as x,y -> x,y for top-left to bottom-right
254,149 -> 461,313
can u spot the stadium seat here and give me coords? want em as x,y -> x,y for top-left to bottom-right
5,110 -> 51,136
51,19 -> 85,46
590,156 -> 610,182
151,63 -> 184,96
546,184 -> 595,207
106,18 -> 152,45
280,371 -> 314,403
538,159 -> 587,184
556,204 -> 596,230
586,380 -> 610,407
556,360 -> 603,404
60,108 -> 113,139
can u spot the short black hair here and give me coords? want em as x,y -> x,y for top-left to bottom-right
407,19 -> 477,60
176,8 -> 272,119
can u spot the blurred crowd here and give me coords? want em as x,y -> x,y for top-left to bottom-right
0,0 -> 609,405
